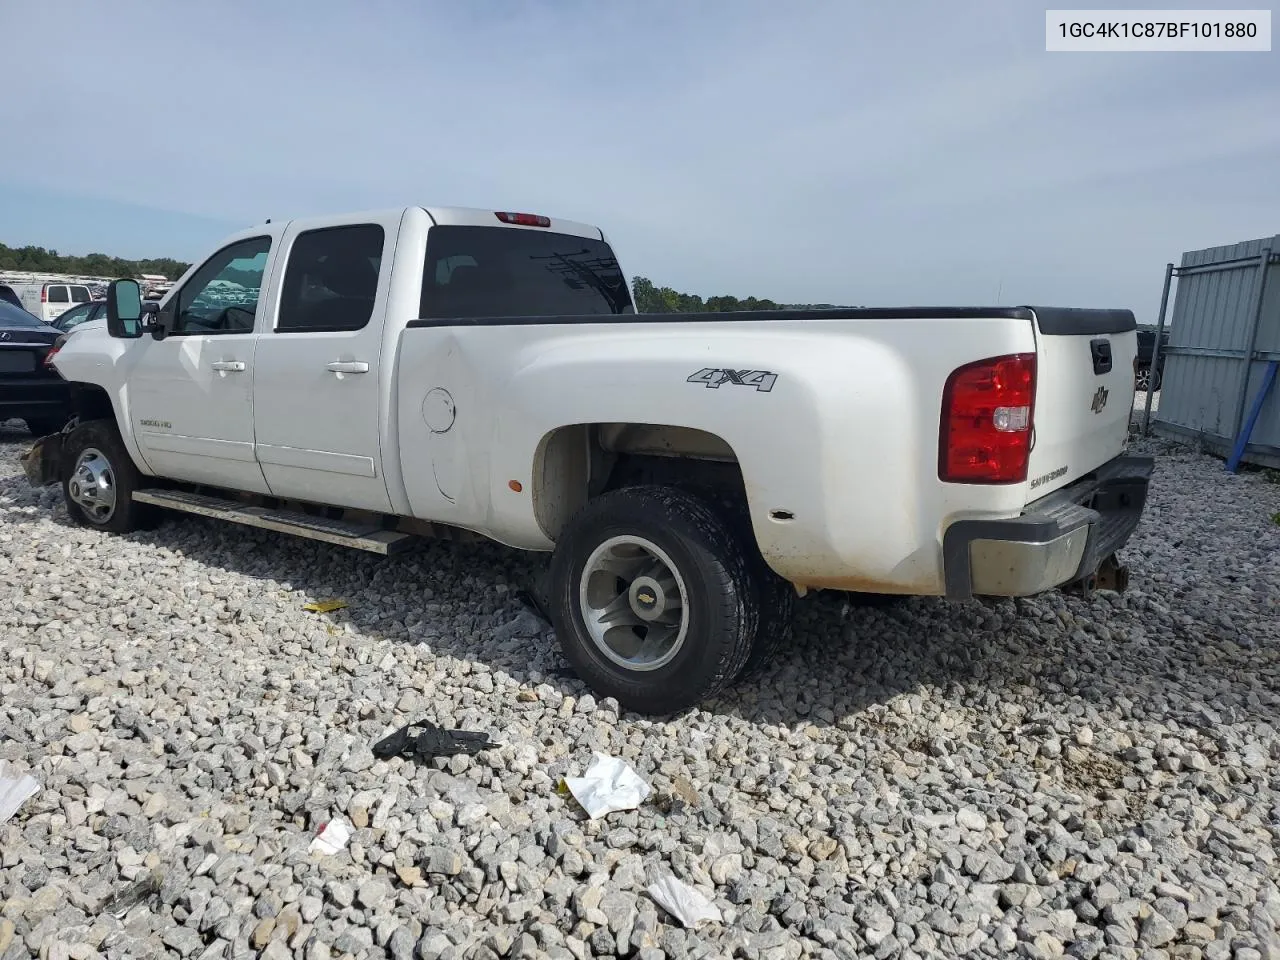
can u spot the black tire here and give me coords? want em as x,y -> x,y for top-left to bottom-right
547,485 -> 758,716
25,416 -> 69,437
1151,368 -> 1163,392
61,419 -> 157,533
712,500 -> 795,681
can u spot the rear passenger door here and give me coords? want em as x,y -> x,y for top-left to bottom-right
251,215 -> 399,513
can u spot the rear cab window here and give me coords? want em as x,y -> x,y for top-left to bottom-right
419,226 -> 633,319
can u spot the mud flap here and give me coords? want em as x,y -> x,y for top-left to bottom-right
21,432 -> 65,488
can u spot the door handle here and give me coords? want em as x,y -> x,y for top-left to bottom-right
210,360 -> 246,372
326,361 -> 370,374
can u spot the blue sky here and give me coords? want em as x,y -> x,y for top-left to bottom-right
1,0 -> 1276,313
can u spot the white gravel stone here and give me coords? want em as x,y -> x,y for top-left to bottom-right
1,423 -> 1278,959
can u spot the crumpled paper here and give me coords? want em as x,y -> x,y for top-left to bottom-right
0,760 -> 40,825
563,752 -> 651,818
309,818 -> 352,856
647,876 -> 723,928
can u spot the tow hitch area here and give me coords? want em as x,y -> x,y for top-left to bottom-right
1064,553 -> 1130,598
21,432 -> 64,488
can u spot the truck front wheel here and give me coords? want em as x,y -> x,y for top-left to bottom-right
61,420 -> 156,534
547,485 -> 758,716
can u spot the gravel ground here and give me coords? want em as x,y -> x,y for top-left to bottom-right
1,418 -> 1278,960
1131,390 -> 1160,425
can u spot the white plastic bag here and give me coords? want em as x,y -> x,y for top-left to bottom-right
308,817 -> 351,856
647,875 -> 723,927
563,752 -> 651,818
0,760 -> 39,825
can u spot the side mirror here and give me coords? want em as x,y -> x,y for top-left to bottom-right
106,279 -> 144,339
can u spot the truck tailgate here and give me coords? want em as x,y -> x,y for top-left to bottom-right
1024,307 -> 1137,499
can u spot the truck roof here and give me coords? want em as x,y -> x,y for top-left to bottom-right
245,206 -> 607,243
423,205 -> 605,241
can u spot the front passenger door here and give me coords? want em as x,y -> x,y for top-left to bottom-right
124,234 -> 277,493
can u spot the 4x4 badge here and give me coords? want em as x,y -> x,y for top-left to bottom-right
1091,385 -> 1109,414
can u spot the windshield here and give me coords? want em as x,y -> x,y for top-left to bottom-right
420,226 -> 634,319
0,300 -> 47,329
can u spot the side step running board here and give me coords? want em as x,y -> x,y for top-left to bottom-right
132,489 -> 414,555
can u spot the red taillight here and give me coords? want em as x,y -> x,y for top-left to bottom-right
44,335 -> 67,369
939,352 -> 1036,484
40,288 -> 48,303
495,211 -> 550,228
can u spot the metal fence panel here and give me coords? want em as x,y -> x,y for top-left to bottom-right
1150,234 -> 1280,469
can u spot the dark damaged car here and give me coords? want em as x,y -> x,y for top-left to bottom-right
0,300 -> 73,436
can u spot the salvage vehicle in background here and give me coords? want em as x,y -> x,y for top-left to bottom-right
48,300 -> 110,333
1,280 -> 95,324
0,300 -> 73,436
1134,324 -> 1170,392
24,205 -> 1154,714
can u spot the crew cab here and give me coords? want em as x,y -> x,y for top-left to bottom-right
24,205 -> 1153,714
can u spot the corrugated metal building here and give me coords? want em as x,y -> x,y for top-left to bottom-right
1144,234 -> 1280,469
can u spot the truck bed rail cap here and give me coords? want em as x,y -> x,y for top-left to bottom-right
407,305 -> 1041,329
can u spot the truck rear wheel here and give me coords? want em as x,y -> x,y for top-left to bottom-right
708,499 -> 795,681
547,485 -> 758,715
61,420 -> 156,534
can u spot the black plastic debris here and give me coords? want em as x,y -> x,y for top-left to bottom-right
372,720 -> 497,762
100,870 -> 163,917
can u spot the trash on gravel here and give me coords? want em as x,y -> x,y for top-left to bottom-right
372,719 -> 497,761
0,760 -> 39,825
100,870 -> 163,918
563,752 -> 651,818
303,599 -> 348,614
309,818 -> 352,856
647,875 -> 723,928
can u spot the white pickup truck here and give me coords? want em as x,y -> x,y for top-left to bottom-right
24,205 -> 1153,714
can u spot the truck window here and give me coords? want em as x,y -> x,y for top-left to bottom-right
69,285 -> 91,303
47,286 -> 69,303
419,226 -> 633,319
276,224 -> 384,333
171,236 -> 271,335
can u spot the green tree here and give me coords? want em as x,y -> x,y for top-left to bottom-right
631,276 -> 856,314
0,241 -> 190,280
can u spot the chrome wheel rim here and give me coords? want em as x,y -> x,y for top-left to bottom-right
68,447 -> 117,523
1136,369 -> 1150,392
578,535 -> 690,671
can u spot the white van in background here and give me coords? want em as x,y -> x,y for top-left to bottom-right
0,281 -> 95,323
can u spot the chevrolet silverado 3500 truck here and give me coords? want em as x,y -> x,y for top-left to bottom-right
24,205 -> 1153,714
